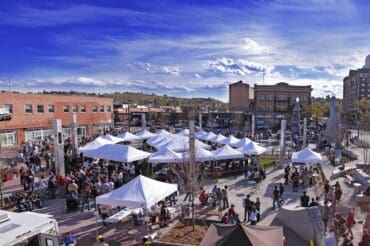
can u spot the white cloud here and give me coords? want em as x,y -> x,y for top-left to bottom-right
242,38 -> 269,55
194,73 -> 202,78
208,57 -> 273,75
134,62 -> 181,76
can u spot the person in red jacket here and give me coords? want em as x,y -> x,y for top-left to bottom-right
56,174 -> 68,199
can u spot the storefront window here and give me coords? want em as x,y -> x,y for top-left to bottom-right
25,129 -> 52,142
0,131 -> 17,146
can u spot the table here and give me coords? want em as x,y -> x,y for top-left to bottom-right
105,208 -> 143,224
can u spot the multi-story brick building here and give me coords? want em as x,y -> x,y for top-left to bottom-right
0,92 -> 113,147
254,82 -> 312,127
343,55 -> 370,120
229,81 -> 253,111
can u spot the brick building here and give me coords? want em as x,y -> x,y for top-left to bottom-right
229,81 -> 252,111
254,82 -> 312,127
343,55 -> 370,120
0,92 -> 113,147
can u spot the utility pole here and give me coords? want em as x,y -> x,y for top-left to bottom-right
303,118 -> 307,148
189,120 -> 196,231
198,113 -> 202,130
251,115 -> 255,140
279,119 -> 286,169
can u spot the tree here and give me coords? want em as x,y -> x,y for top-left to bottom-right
355,99 -> 370,165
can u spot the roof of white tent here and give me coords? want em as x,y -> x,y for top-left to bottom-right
292,147 -> 322,163
218,135 -> 240,145
212,145 -> 244,160
209,133 -> 226,143
155,129 -> 171,136
117,132 -> 140,142
230,137 -> 252,148
147,135 -> 167,147
84,144 -> 150,162
204,132 -> 217,141
96,175 -> 178,208
101,134 -> 124,144
135,129 -> 156,139
238,141 -> 267,156
176,129 -> 190,136
159,137 -> 211,152
77,137 -> 112,153
183,147 -> 214,162
148,147 -> 183,164
196,130 -> 208,139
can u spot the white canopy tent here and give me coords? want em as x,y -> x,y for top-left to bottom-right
212,145 -> 244,161
209,133 -> 226,143
196,130 -> 208,140
135,129 -> 156,140
117,132 -> 141,142
155,129 -> 171,137
231,137 -> 252,148
204,132 -> 217,141
176,129 -> 190,136
183,147 -> 214,162
291,147 -> 322,164
238,141 -> 267,156
83,144 -> 151,162
159,138 -> 211,152
218,135 -> 240,145
147,135 -> 169,147
96,175 -> 178,208
77,137 -> 112,153
101,134 -> 124,144
148,147 -> 183,164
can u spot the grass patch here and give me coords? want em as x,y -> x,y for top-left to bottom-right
259,156 -> 279,169
160,222 -> 208,245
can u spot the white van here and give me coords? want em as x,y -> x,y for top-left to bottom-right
0,210 -> 59,246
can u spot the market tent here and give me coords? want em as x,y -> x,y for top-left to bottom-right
147,135 -> 170,147
212,145 -> 244,160
96,175 -> 178,208
204,132 -> 217,141
159,137 -> 211,152
238,141 -> 267,156
200,223 -> 284,246
196,130 -> 208,140
218,135 -> 240,146
230,137 -> 252,148
101,134 -> 124,144
291,147 -> 322,164
154,129 -> 171,136
209,133 -> 226,143
77,137 -> 112,153
117,132 -> 141,142
148,147 -> 183,164
182,147 -> 214,162
176,129 -> 190,136
83,144 -> 150,162
135,129 -> 156,140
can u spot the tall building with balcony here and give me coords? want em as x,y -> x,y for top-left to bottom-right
229,81 -> 252,112
254,82 -> 312,127
343,55 -> 370,120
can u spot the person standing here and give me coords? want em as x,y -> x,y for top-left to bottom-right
222,186 -> 229,210
255,197 -> 261,222
300,191 -> 310,207
249,206 -> 257,225
243,194 -> 251,222
345,208 -> 355,238
216,188 -> 223,211
272,186 -> 280,209
279,183 -> 284,198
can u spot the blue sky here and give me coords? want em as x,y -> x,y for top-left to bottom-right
0,0 -> 369,101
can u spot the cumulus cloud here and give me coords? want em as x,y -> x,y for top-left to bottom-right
208,57 -> 274,75
242,38 -> 269,55
134,62 -> 181,76
194,73 -> 202,78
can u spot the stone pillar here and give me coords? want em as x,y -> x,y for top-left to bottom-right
251,115 -> 255,139
141,113 -> 146,130
279,119 -> 286,168
198,113 -> 202,130
71,113 -> 78,149
53,119 -> 65,176
189,120 -> 196,231
303,118 -> 307,147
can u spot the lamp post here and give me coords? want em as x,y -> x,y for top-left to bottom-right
189,120 -> 196,232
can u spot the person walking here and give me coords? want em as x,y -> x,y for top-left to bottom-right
216,188 -> 223,211
279,183 -> 284,197
222,186 -> 229,210
272,186 -> 280,209
243,194 -> 251,222
345,208 -> 355,238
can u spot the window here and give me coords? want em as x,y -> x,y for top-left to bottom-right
48,105 -> 55,113
63,128 -> 71,140
0,131 -> 17,146
106,105 -> 111,112
37,105 -> 44,113
77,126 -> 87,138
72,105 -> 78,113
3,104 -> 12,113
93,124 -> 111,134
100,106 -> 105,112
63,105 -> 70,113
24,104 -> 33,114
81,105 -> 86,113
93,106 -> 98,113
25,129 -> 52,142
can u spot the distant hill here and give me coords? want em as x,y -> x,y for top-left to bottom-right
41,90 -> 228,111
